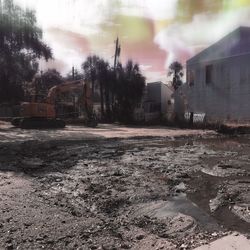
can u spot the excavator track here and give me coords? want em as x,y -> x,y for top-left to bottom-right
11,117 -> 65,129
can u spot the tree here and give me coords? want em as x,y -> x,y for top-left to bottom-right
82,55 -> 100,97
168,61 -> 184,90
33,69 -> 63,97
104,68 -> 116,120
0,0 -> 52,103
115,60 -> 145,123
82,56 -> 145,123
65,68 -> 83,81
82,55 -> 110,119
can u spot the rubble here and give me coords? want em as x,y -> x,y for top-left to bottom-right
0,124 -> 249,249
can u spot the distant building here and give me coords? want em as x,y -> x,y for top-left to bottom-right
185,26 -> 250,123
134,81 -> 173,122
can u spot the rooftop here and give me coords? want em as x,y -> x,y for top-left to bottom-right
187,26 -> 250,65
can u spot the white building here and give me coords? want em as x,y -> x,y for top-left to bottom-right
185,26 -> 250,123
134,81 -> 173,122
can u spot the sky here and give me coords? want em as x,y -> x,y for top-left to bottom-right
15,0 -> 250,82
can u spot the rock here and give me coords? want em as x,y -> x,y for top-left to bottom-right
136,234 -> 145,240
120,243 -> 131,249
24,222 -> 32,227
6,243 -> 14,250
180,243 -> 188,249
175,182 -> 187,192
232,232 -> 239,236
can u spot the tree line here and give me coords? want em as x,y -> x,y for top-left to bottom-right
0,0 -> 52,103
0,0 -> 146,123
34,56 -> 146,123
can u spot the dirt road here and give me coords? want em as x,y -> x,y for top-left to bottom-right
0,123 -> 249,249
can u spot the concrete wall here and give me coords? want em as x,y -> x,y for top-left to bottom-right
187,53 -> 250,122
146,82 -> 161,104
146,82 -> 173,114
133,82 -> 173,122
161,84 -> 172,114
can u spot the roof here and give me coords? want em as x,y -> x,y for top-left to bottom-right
187,26 -> 250,65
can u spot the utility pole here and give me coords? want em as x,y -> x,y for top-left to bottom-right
114,37 -> 121,70
72,66 -> 75,80
112,37 -> 121,118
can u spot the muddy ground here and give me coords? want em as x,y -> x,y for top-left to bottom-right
0,123 -> 249,249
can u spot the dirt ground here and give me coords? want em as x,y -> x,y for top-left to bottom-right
0,122 -> 249,250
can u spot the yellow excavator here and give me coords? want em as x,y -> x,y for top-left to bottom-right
11,80 -> 97,129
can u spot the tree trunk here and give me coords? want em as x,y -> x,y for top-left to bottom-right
100,81 -> 104,119
105,86 -> 111,121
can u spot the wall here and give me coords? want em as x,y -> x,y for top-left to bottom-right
187,53 -> 250,122
133,82 -> 173,122
146,82 -> 161,105
161,84 -> 173,115
147,82 -> 173,114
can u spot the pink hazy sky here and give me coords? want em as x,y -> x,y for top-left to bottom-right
15,0 -> 250,82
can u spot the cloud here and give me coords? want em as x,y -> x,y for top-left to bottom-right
39,28 -> 91,74
139,64 -> 152,71
154,5 -> 250,70
145,71 -> 167,83
119,0 -> 178,20
39,59 -> 68,74
46,28 -> 90,55
14,0 -> 250,81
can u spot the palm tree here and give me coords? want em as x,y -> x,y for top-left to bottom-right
115,60 -> 145,123
168,61 -> 184,90
82,55 -> 110,119
82,55 -> 100,97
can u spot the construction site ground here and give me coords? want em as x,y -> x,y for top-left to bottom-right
0,122 -> 249,250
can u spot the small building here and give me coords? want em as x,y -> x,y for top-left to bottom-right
186,26 -> 250,123
134,81 -> 173,123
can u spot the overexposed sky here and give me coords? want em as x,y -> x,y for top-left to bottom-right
15,0 -> 250,82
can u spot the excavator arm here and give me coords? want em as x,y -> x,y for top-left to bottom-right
47,80 -> 91,106
11,79 -> 97,129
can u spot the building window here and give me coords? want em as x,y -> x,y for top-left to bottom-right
205,65 -> 213,84
187,70 -> 194,86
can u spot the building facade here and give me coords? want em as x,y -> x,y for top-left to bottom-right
186,26 -> 250,123
134,81 -> 173,122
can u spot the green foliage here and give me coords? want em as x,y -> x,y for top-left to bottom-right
33,69 -> 63,97
115,60 -> 145,123
168,61 -> 184,90
82,55 -> 100,94
81,56 -> 145,123
82,55 -> 110,119
0,0 -> 52,103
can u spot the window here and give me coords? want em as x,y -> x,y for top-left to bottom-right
205,65 -> 213,84
187,70 -> 195,86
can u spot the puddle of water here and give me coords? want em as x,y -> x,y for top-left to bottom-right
188,172 -> 250,234
201,165 -> 245,177
156,194 -> 218,231
133,194 -> 219,231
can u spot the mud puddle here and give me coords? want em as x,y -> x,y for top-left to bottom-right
187,171 -> 250,234
132,193 -> 219,231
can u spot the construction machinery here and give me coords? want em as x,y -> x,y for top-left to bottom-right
11,80 -> 97,129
